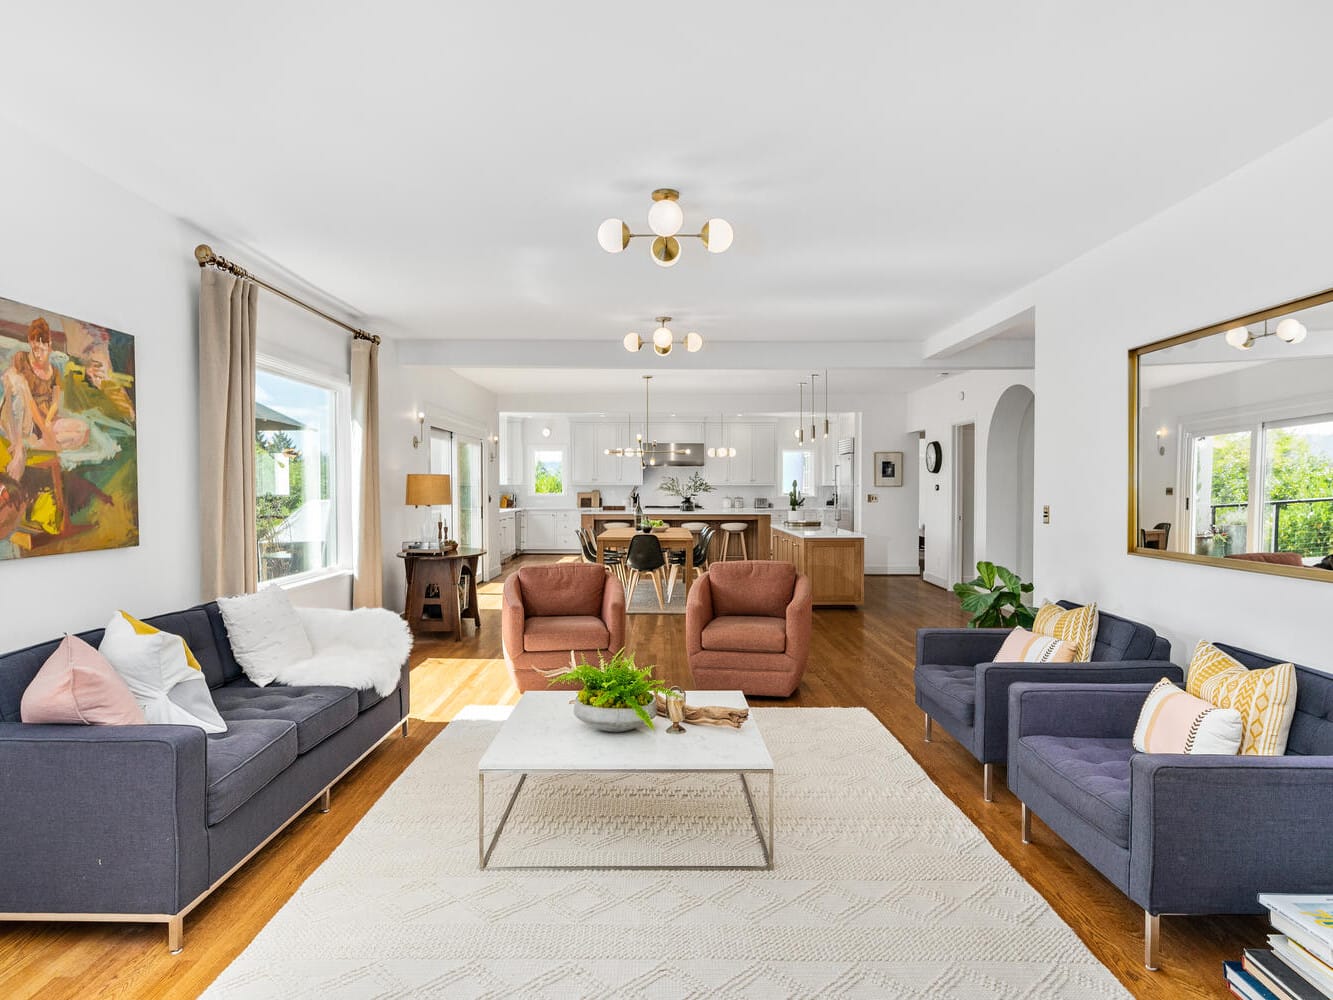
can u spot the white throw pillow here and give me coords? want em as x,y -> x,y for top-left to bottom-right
1132,677 -> 1242,755
217,586 -> 314,687
99,612 -> 227,733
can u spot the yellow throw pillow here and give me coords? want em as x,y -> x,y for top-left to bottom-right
120,611 -> 203,671
1033,602 -> 1099,661
1186,640 -> 1297,756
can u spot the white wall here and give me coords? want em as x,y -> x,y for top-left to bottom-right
0,123 -> 209,647
952,116 -> 1333,670
377,352 -> 499,602
905,370 -> 1037,587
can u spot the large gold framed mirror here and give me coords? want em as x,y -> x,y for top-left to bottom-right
1129,286 -> 1333,582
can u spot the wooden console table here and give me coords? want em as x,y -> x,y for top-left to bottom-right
398,547 -> 485,639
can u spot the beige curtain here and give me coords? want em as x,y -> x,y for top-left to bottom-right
198,268 -> 259,599
351,336 -> 383,607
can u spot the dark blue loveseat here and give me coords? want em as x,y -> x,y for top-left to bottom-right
0,602 -> 410,951
915,601 -> 1177,800
1008,642 -> 1333,970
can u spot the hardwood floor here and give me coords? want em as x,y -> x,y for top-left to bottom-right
0,555 -> 1256,999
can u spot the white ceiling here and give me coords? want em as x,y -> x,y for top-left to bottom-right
6,2 -> 1333,395
458,366 -> 938,397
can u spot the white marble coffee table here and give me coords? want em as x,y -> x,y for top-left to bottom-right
477,690 -> 774,870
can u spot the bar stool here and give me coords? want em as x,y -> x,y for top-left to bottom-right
719,522 -> 748,561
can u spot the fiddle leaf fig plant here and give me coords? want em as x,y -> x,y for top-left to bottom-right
952,561 -> 1036,628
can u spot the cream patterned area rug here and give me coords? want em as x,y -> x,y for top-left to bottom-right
624,573 -> 687,615
205,708 -> 1129,1000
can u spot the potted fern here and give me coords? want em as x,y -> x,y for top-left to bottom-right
548,648 -> 672,732
952,561 -> 1037,628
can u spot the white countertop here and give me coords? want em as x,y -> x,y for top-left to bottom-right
770,524 -> 866,539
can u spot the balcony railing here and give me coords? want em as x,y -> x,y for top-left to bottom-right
1209,496 -> 1333,556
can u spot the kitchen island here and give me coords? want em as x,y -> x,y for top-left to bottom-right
581,509 -> 772,561
769,525 -> 865,606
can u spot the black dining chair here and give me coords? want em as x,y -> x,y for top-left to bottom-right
666,524 -> 716,600
1154,522 -> 1171,548
578,529 -> 624,587
625,533 -> 668,609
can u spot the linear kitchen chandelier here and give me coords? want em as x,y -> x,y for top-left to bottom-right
605,375 -> 692,466
597,189 -> 733,267
623,316 -> 703,357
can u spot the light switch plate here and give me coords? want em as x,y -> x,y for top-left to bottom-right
1042,505 -> 1051,524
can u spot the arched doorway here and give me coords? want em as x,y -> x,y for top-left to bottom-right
985,384 -> 1036,580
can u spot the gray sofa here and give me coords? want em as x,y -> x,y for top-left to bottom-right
915,601 -> 1177,800
1008,642 -> 1333,970
0,601 -> 409,951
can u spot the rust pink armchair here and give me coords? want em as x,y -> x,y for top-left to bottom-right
502,563 -> 626,692
686,560 -> 812,697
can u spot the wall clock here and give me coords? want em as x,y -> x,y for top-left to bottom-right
925,440 -> 943,474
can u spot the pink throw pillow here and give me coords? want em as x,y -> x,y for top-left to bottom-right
994,626 -> 1077,664
21,634 -> 147,725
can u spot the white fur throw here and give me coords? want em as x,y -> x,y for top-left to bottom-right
282,607 -> 413,696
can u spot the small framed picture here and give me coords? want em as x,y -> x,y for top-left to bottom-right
874,451 -> 904,487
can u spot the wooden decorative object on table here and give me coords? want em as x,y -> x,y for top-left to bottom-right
653,691 -> 749,728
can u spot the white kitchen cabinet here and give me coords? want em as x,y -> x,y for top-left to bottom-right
517,510 -> 581,552
516,510 -> 528,551
717,422 -> 777,485
571,422 -> 640,484
501,416 -> 526,487
498,511 -> 517,560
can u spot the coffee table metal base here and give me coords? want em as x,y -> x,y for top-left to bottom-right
478,769 -> 775,871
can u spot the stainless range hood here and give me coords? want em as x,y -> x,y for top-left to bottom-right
643,443 -> 705,467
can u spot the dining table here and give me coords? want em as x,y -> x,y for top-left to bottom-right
595,525 -> 696,598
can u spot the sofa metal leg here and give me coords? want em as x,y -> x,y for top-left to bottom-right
401,718 -> 410,738
923,715 -> 932,743
1144,911 -> 1160,971
167,915 -> 183,954
1021,803 -> 1031,844
983,763 -> 994,803
318,788 -> 331,813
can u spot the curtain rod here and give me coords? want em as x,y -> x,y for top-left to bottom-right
194,244 -> 381,345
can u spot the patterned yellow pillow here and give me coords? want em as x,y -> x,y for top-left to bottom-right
1033,602 -> 1099,661
1186,640 -> 1297,756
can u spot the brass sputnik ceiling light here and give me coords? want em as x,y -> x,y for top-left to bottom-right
597,189 -> 734,267
622,316 -> 704,357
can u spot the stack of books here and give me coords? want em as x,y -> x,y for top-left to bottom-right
1224,895 -> 1333,999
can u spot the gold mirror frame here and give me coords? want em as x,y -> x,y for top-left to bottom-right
1128,283 -> 1333,584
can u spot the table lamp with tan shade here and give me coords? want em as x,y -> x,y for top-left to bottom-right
405,473 -> 454,551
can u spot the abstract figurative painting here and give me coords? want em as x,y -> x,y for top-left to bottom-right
0,295 -> 138,560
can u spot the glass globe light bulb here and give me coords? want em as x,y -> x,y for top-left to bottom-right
623,332 -> 642,353
701,218 -> 733,253
597,218 -> 629,253
1276,317 -> 1307,344
647,197 -> 684,237
653,326 -> 673,350
685,331 -> 703,352
1224,325 -> 1252,350
651,235 -> 680,267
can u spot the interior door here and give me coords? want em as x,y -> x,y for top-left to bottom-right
456,434 -> 484,550
954,423 -> 975,584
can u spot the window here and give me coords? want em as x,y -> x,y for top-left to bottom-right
782,449 -> 815,495
1191,430 -> 1251,555
533,449 -> 564,495
255,366 -> 345,583
1261,415 -> 1333,558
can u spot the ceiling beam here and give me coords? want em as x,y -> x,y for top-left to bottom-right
395,338 -> 1033,370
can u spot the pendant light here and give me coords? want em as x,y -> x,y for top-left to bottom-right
797,381 -> 806,444
823,368 -> 830,437
604,375 -> 692,467
707,412 -> 737,458
809,373 -> 819,441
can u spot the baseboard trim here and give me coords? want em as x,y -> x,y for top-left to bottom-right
922,572 -> 948,589
865,564 -> 922,576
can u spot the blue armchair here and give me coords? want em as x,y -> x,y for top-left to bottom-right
914,601 -> 1176,800
1008,643 -> 1333,971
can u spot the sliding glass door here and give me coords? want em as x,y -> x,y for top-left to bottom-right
456,435 -> 483,549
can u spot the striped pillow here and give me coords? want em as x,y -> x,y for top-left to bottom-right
1185,640 -> 1297,756
1033,602 -> 1099,661
1133,677 -> 1243,755
994,627 -> 1077,664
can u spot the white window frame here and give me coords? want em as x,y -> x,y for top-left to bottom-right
782,448 -> 816,496
529,445 -> 567,497
255,354 -> 353,588
1178,391 -> 1333,556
